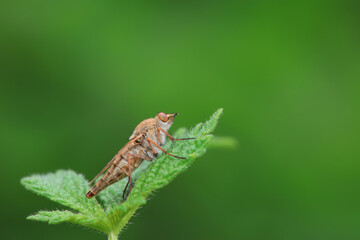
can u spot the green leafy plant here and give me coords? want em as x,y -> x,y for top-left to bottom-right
21,109 -> 223,240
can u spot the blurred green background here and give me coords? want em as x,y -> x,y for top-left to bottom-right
1,0 -> 359,239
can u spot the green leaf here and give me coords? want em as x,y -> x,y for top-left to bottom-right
27,210 -> 110,233
21,108 -> 224,239
21,170 -> 104,216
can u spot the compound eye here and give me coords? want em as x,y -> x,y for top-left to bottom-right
158,112 -> 168,122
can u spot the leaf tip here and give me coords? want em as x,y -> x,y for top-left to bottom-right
213,108 -> 224,119
27,213 -> 40,221
20,176 -> 33,188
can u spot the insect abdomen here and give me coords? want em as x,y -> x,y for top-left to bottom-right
86,185 -> 100,199
86,163 -> 128,199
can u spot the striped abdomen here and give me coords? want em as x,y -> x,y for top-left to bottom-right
86,155 -> 144,199
86,156 -> 128,199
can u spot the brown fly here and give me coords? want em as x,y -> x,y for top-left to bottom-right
86,112 -> 194,200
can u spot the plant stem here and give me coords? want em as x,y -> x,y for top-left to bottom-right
108,231 -> 118,240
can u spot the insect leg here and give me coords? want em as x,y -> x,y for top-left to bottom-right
158,127 -> 196,142
122,153 -> 133,200
148,139 -> 159,157
133,151 -> 152,162
123,179 -> 131,200
125,181 -> 134,200
122,152 -> 151,200
147,138 -> 186,159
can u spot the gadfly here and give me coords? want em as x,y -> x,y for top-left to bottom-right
86,112 -> 194,200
